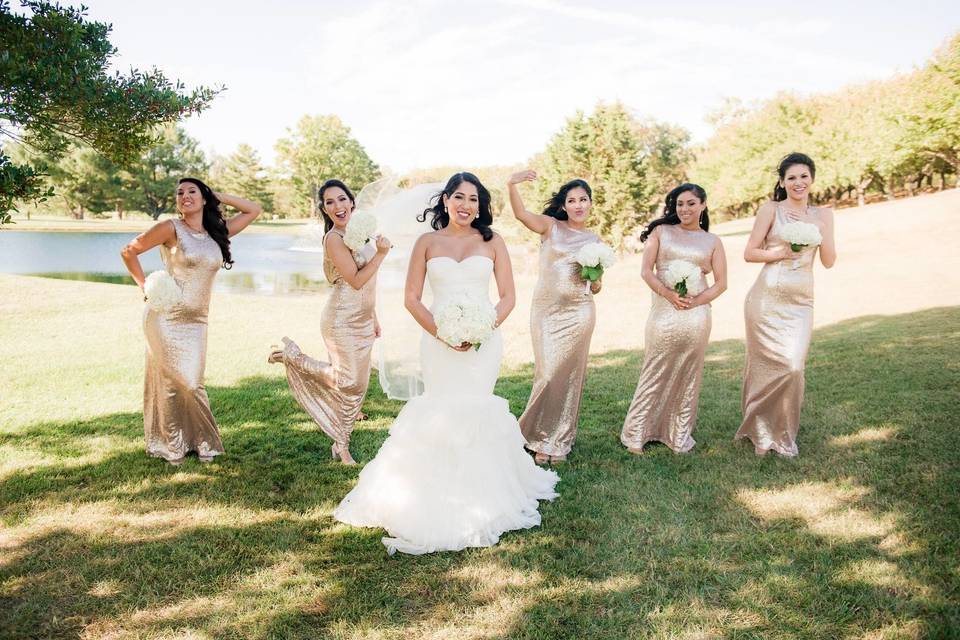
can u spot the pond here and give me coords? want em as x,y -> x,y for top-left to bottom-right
0,229 -> 332,295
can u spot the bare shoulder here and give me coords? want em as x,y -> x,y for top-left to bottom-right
323,229 -> 346,247
756,201 -> 778,217
146,219 -> 176,240
153,219 -> 176,233
706,231 -> 723,246
488,230 -> 508,248
412,231 -> 437,253
815,206 -> 835,219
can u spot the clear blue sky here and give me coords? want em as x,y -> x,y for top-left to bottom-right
75,0 -> 960,172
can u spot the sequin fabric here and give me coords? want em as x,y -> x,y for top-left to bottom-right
143,219 -> 224,462
735,205 -> 821,456
620,225 -> 717,453
519,221 -> 600,457
279,231 -> 377,447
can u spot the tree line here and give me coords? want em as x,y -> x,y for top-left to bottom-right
3,1 -> 957,246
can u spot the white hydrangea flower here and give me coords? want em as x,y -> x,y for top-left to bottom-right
144,271 -> 183,312
662,260 -> 701,296
780,221 -> 822,251
576,242 -> 615,268
575,241 -> 616,286
343,211 -> 378,252
434,295 -> 497,350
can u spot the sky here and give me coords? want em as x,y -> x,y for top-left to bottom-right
74,0 -> 960,173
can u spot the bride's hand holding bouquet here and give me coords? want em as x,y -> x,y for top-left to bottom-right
433,295 -> 497,352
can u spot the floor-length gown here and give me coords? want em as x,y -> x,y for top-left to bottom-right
621,225 -> 717,453
736,205 -> 821,456
519,221 -> 599,458
143,219 -> 224,462
276,232 -> 377,449
334,255 -> 560,555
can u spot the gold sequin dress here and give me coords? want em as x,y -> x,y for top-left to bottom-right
519,221 -> 600,458
736,205 -> 820,456
277,231 -> 377,448
143,219 -> 224,462
621,225 -> 717,453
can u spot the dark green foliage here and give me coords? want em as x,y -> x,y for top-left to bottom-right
0,0 -> 219,221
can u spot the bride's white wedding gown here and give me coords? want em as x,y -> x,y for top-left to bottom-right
334,255 -> 560,555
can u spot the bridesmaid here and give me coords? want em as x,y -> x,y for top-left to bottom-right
507,170 -> 601,465
120,178 -> 262,465
736,152 -> 836,456
621,183 -> 727,454
269,179 -> 391,465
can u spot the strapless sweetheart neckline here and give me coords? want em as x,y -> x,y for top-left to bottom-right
426,255 -> 494,267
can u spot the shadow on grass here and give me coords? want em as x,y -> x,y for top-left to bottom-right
1,308 -> 958,638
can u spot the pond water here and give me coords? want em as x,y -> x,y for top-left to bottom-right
0,229 -> 332,295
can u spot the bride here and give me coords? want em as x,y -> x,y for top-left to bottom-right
334,172 -> 560,555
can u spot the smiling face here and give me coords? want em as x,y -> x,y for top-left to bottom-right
562,186 -> 592,224
321,186 -> 354,230
442,180 -> 480,229
176,181 -> 204,217
676,190 -> 706,228
781,163 -> 814,202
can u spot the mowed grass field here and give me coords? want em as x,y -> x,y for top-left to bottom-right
1,192 -> 959,639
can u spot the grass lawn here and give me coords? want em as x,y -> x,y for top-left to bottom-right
1,273 -> 958,639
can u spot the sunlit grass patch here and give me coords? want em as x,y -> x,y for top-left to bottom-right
830,427 -> 898,447
1,274 -> 958,638
736,481 -> 897,541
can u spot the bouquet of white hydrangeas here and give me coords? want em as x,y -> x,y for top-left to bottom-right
343,211 -> 378,252
662,260 -> 701,297
144,271 -> 183,312
575,242 -> 616,288
434,295 -> 497,351
780,221 -> 822,252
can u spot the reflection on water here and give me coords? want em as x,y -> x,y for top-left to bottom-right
1,229 -> 331,296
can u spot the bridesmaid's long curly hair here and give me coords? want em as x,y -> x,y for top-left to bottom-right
541,178 -> 592,220
419,172 -> 494,241
639,183 -> 710,242
773,152 -> 816,201
318,179 -> 357,234
178,177 -> 233,269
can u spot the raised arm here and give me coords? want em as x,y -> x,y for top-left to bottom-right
690,237 -> 728,308
325,232 -> 390,290
490,233 -> 516,326
219,192 -> 263,237
507,170 -> 553,235
120,220 -> 176,290
404,235 -> 439,337
744,201 -> 790,263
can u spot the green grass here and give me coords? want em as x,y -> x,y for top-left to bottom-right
1,274 -> 958,639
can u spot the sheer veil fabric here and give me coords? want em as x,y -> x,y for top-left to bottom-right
354,177 -> 440,400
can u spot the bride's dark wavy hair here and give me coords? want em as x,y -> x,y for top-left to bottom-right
318,179 -> 357,234
418,172 -> 494,241
542,178 -> 592,220
178,177 -> 233,269
639,183 -> 710,242
773,152 -> 816,201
